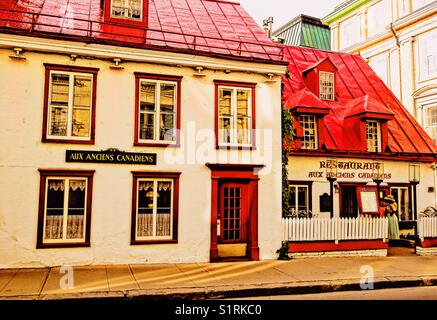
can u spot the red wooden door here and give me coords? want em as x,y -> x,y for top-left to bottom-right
218,182 -> 248,244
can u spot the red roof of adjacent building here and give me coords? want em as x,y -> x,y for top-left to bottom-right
0,0 -> 284,63
282,45 -> 437,159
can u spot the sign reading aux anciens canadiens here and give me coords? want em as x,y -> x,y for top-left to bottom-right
308,160 -> 392,179
66,149 -> 157,165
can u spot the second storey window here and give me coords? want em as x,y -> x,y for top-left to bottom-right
366,120 -> 381,152
43,65 -> 98,144
216,82 -> 255,148
300,115 -> 318,150
135,74 -> 182,146
319,71 -> 334,100
111,0 -> 142,20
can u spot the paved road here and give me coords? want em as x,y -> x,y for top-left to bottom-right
235,286 -> 437,300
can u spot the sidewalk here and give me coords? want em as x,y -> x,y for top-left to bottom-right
1,255 -> 437,300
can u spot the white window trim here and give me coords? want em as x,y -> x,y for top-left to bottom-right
300,114 -> 318,150
43,177 -> 88,244
46,70 -> 93,141
138,79 -> 178,145
290,184 -> 309,214
218,85 -> 253,148
110,0 -> 143,21
366,120 -> 382,152
135,178 -> 174,241
319,71 -> 335,101
390,186 -> 410,221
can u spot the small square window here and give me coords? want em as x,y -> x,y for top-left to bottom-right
111,0 -> 143,20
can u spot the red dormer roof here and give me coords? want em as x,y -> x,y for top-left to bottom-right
344,95 -> 394,120
0,0 -> 285,64
302,56 -> 337,75
282,45 -> 437,159
284,88 -> 331,115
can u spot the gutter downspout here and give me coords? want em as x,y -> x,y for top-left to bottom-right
389,22 -> 404,107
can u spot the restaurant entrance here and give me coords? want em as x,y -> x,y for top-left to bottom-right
340,185 -> 359,218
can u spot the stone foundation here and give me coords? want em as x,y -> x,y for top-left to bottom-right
289,249 -> 388,259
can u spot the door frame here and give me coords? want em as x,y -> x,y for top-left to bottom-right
206,163 -> 264,262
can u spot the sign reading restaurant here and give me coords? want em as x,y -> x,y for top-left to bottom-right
66,149 -> 157,165
308,160 -> 392,180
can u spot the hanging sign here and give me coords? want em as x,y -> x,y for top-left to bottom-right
66,148 -> 157,165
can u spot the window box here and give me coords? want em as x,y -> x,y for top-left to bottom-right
37,170 -> 94,248
42,64 -> 98,144
131,172 -> 181,244
214,80 -> 256,149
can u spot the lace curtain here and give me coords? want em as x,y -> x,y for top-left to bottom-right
138,181 -> 172,191
48,180 -> 86,191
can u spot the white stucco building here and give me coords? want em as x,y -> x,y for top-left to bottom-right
323,0 -> 437,143
0,0 -> 287,268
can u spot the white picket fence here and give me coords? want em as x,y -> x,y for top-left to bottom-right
418,217 -> 437,240
282,217 -> 388,242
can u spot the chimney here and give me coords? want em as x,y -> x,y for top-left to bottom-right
263,17 -> 274,39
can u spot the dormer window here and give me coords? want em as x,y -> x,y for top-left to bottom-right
366,120 -> 381,152
300,114 -> 318,150
319,71 -> 334,101
111,0 -> 142,20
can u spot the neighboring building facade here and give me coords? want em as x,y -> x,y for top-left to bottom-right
0,0 -> 287,268
273,14 -> 331,50
322,0 -> 437,143
282,45 -> 437,255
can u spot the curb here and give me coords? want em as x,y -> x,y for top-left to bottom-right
2,276 -> 437,300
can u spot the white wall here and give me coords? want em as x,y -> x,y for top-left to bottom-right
0,47 -> 283,268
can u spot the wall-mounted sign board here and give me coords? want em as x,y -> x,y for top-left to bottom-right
66,149 -> 157,165
356,186 -> 380,215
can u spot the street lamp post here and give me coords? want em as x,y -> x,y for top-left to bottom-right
372,161 -> 384,200
326,159 -> 338,218
409,163 -> 420,221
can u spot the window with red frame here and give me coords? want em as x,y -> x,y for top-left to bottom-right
131,172 -> 180,244
111,0 -> 143,20
43,65 -> 98,144
135,73 -> 181,146
37,170 -> 94,248
300,114 -> 318,150
215,81 -> 256,148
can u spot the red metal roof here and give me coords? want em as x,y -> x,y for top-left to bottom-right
0,0 -> 285,63
282,45 -> 437,157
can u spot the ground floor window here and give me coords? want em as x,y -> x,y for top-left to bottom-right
288,182 -> 312,217
37,170 -> 94,248
131,172 -> 180,244
390,186 -> 412,221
